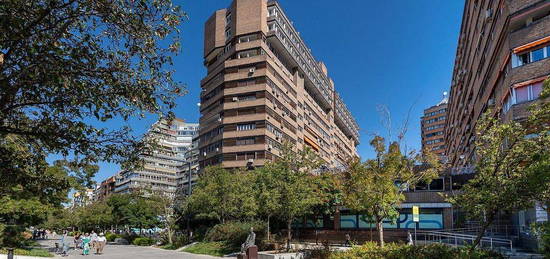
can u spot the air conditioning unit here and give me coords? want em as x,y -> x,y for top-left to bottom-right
217,117 -> 223,122
249,68 -> 256,73
216,147 -> 219,152
275,136 -> 280,140
232,97 -> 238,102
268,145 -> 273,150
488,98 -> 495,106
485,9 -> 493,19
203,152 -> 207,156
248,159 -> 254,163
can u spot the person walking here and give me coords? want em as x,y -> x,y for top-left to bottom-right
82,233 -> 91,256
96,233 -> 107,255
60,231 -> 70,257
90,231 -> 98,252
74,233 -> 82,250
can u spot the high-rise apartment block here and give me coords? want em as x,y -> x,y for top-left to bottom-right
421,93 -> 448,158
446,0 -> 550,168
199,0 -> 359,169
94,175 -> 116,201
115,118 -> 199,194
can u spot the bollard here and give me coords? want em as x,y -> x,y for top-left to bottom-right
7,248 -> 14,259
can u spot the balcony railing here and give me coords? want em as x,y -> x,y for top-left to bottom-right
267,2 -> 359,144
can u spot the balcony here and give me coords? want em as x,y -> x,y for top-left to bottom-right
334,93 -> 360,144
266,2 -> 333,110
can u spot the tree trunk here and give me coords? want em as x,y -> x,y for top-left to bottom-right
377,220 -> 384,247
472,218 -> 494,249
167,225 -> 173,245
286,220 -> 292,251
267,215 -> 271,241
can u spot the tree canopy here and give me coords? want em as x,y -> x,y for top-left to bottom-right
449,78 -> 550,248
0,0 -> 186,246
341,136 -> 441,247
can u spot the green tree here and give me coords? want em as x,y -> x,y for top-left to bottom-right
265,143 -> 324,250
449,79 -> 550,249
253,166 -> 282,241
0,138 -> 73,246
149,189 -> 183,245
1,0 -> 185,245
341,136 -> 440,247
188,166 -> 257,224
106,193 -> 134,229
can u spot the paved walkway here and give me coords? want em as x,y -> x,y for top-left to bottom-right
36,237 -> 233,259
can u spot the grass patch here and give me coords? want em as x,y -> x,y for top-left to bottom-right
160,243 -> 179,250
182,241 -> 236,257
0,248 -> 53,257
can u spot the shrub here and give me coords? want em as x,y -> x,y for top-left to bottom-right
204,221 -> 266,248
532,222 -> 550,258
105,232 -> 122,242
329,242 -> 504,259
0,248 -> 53,257
159,232 -> 189,249
182,241 -> 236,257
132,237 -> 155,246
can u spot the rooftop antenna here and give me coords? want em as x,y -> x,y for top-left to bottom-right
438,91 -> 449,105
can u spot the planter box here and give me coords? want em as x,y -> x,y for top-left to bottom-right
258,251 -> 306,259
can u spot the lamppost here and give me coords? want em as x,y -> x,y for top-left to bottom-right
186,161 -> 192,240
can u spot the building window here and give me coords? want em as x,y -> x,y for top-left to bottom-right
237,49 -> 259,59
268,6 -> 277,17
512,45 -> 549,67
225,28 -> 232,39
503,81 -> 544,113
237,124 -> 256,131
236,137 -> 255,146
268,22 -> 277,32
226,12 -> 232,24
238,34 -> 258,43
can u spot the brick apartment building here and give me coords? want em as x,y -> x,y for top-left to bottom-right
198,0 -> 359,170
444,0 -> 550,233
421,93 -> 448,158
446,0 -> 550,169
94,175 -> 116,201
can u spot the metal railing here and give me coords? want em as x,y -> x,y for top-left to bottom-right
416,230 -> 513,251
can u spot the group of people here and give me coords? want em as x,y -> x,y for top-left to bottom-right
32,228 -> 50,240
59,230 -> 107,257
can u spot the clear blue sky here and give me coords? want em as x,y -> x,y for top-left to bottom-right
85,0 -> 464,183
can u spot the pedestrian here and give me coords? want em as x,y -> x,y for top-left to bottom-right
74,233 -> 81,250
96,233 -> 107,255
407,231 -> 414,246
61,231 -> 70,257
344,233 -> 352,247
90,231 -> 98,251
82,233 -> 91,255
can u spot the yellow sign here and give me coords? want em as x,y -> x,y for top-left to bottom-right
412,206 -> 420,222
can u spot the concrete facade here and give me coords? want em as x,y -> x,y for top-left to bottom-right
115,118 -> 199,195
199,0 -> 360,170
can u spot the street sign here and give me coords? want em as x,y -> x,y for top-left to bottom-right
412,206 -> 420,222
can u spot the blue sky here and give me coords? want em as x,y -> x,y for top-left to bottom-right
86,0 -> 464,183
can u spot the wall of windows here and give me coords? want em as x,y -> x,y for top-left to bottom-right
423,116 -> 446,124
424,108 -> 447,117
